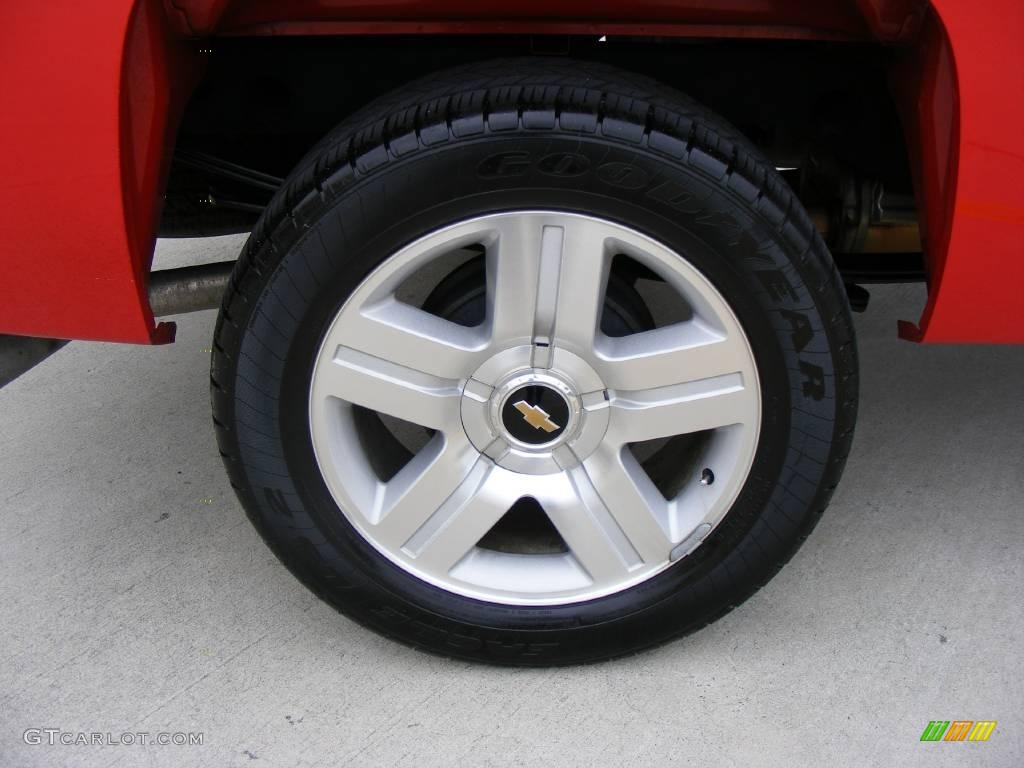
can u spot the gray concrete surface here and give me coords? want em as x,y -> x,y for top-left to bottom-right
1,235 -> 1022,768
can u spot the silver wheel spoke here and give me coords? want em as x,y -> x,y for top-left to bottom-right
400,462 -> 514,575
607,373 -> 758,444
371,434 -> 481,542
487,216 -> 544,343
317,346 -> 462,431
550,220 -> 611,354
540,470 -> 640,583
580,444 -> 673,565
596,319 -> 750,391
489,217 -> 611,357
326,297 -> 485,381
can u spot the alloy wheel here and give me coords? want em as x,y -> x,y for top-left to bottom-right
308,211 -> 761,605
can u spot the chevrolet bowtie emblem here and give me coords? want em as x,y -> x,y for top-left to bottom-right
513,400 -> 561,433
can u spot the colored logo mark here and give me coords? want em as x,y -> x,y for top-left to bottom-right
920,721 -> 997,742
513,400 -> 561,433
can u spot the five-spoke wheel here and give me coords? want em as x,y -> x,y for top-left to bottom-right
309,212 -> 760,604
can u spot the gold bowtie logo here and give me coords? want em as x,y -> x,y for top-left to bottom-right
513,401 -> 561,433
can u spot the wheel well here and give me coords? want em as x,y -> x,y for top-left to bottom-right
163,35 -> 915,258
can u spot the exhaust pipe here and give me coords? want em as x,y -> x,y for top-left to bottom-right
148,261 -> 235,317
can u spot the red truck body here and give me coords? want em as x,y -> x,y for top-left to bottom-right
0,0 -> 1021,345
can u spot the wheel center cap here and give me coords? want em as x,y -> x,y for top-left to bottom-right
460,346 -> 611,475
497,376 -> 575,448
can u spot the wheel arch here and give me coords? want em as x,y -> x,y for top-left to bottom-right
2,1 -> 1020,344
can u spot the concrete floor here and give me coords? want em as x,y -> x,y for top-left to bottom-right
1,235 -> 1021,767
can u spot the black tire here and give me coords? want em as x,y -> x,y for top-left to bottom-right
211,57 -> 858,666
